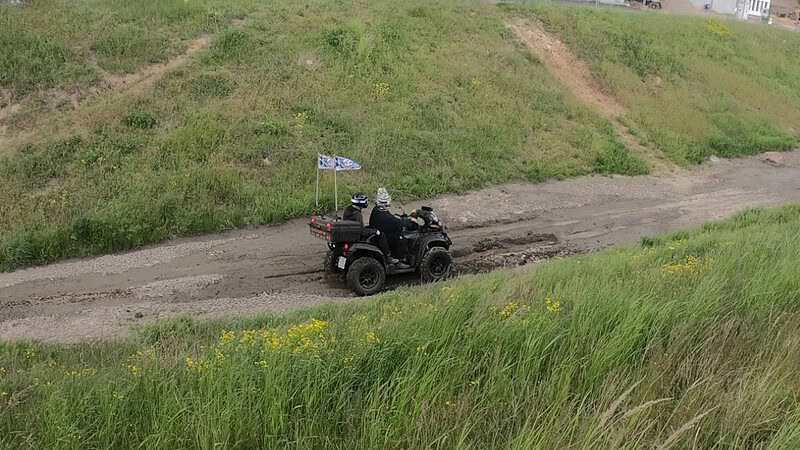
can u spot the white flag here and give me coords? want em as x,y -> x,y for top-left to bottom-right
335,156 -> 361,171
318,154 -> 334,170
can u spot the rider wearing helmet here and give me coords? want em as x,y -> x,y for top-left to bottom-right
343,192 -> 368,225
369,188 -> 415,262
344,192 -> 398,265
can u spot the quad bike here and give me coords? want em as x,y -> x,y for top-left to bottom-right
309,206 -> 453,296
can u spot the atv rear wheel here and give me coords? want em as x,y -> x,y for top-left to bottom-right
419,247 -> 453,283
324,249 -> 342,280
347,257 -> 386,296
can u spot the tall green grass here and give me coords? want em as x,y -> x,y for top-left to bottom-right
0,0 -> 646,270
2,204 -> 800,448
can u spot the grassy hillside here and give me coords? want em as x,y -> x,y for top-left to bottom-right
0,0 -> 644,271
513,4 -> 800,163
0,0 -> 254,93
2,204 -> 800,448
1,1 -> 799,271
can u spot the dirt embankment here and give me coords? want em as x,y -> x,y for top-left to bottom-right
507,18 -> 673,171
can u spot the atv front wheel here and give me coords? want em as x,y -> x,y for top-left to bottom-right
346,257 -> 386,296
419,247 -> 453,283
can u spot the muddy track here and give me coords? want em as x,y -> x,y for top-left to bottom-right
1,150 -> 800,343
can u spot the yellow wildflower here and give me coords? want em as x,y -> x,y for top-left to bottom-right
545,297 -> 561,313
255,360 -> 268,369
293,112 -> 309,134
0,392 -> 7,397
24,348 -> 36,360
375,82 -> 390,96
0,367 -> 5,375
128,365 -> 140,376
445,400 -> 455,407
662,255 -> 711,276
471,78 -> 481,86
704,19 -> 730,37
366,332 -> 380,343
185,357 -> 208,373
499,302 -> 518,318
470,380 -> 479,386
240,329 -> 259,347
219,330 -> 236,345
131,347 -> 156,362
63,368 -> 94,377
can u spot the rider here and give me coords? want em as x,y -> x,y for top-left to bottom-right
369,187 -> 416,262
343,192 -> 399,265
342,192 -> 368,225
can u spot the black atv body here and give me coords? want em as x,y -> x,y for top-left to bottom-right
310,206 -> 453,295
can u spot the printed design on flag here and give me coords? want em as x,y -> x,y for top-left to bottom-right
318,154 -> 335,170
335,156 -> 361,171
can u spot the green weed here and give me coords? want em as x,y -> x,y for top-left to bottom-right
123,110 -> 158,129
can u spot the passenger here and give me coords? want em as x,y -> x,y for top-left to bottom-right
344,192 -> 398,265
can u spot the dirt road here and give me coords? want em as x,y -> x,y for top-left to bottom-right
1,150 -> 799,342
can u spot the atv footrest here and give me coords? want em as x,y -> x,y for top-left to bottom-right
386,265 -> 417,276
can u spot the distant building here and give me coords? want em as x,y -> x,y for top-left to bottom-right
689,0 -> 770,18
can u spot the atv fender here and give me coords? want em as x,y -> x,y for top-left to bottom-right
414,235 -> 451,263
345,243 -> 387,265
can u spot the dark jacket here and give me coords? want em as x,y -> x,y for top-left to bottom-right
343,205 -> 365,227
369,206 -> 413,237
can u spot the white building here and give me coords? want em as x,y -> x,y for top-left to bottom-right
689,0 -> 771,18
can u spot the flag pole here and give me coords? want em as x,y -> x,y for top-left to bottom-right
333,155 -> 338,213
315,154 -> 320,208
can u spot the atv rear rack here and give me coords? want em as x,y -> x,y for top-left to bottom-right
309,216 -> 362,242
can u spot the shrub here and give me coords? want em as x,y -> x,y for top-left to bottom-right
123,110 -> 158,129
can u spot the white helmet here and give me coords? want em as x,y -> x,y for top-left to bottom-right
376,187 -> 391,207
